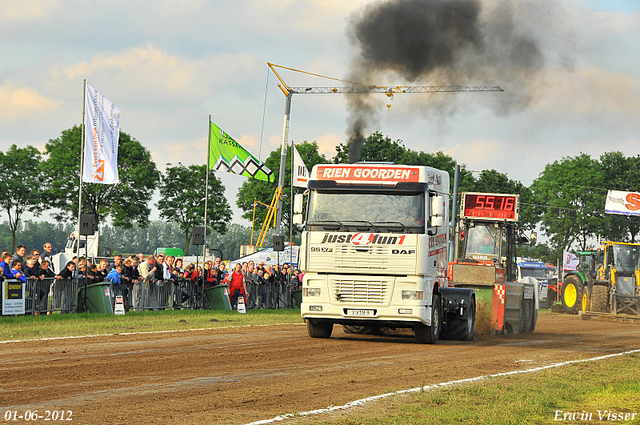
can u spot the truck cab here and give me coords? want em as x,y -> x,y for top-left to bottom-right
298,163 -> 475,344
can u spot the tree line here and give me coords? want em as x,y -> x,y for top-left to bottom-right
1,126 -> 638,262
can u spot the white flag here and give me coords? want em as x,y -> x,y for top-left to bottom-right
292,145 -> 309,188
83,83 -> 120,184
563,250 -> 579,271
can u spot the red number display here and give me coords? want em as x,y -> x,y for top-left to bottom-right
462,193 -> 519,221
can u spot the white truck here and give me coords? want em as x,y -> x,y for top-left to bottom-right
517,257 -> 555,309
52,231 -> 100,273
295,163 -> 476,344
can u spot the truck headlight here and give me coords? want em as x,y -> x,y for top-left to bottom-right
303,288 -> 321,297
402,290 -> 423,300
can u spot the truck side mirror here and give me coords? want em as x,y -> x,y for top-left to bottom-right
431,196 -> 444,217
294,194 -> 304,214
430,216 -> 444,228
293,214 -> 303,225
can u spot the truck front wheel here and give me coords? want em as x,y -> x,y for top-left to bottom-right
307,320 -> 333,338
415,294 -> 441,344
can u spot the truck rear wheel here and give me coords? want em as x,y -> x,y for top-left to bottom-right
307,320 -> 333,338
591,285 -> 609,313
415,294 -> 441,344
562,275 -> 582,314
441,296 -> 475,341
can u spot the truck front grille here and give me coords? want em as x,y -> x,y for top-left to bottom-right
331,279 -> 389,304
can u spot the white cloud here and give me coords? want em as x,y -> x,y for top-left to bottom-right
0,81 -> 62,121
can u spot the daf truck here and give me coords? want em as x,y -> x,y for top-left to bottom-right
295,163 -> 475,344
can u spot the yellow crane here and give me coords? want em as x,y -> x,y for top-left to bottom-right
255,62 -> 504,247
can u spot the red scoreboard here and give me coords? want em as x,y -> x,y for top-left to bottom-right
460,192 -> 520,221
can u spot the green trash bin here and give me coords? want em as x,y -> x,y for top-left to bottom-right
78,282 -> 114,314
205,284 -> 232,311
291,289 -> 302,308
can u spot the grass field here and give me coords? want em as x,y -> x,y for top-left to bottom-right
0,308 -> 304,341
301,353 -> 640,425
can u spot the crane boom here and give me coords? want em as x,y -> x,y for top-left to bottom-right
285,85 -> 503,95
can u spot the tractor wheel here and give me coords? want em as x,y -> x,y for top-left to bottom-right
581,286 -> 591,312
415,294 -> 441,344
307,320 -> 333,338
562,275 -> 583,314
520,298 -> 535,333
591,285 -> 609,313
441,296 -> 475,341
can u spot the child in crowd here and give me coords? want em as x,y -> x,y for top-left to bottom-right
106,265 -> 123,284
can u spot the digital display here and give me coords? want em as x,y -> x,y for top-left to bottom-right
461,193 -> 519,221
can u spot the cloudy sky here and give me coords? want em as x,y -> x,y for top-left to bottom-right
1,0 -> 639,227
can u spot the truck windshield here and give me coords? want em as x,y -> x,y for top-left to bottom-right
520,268 -> 548,280
466,225 -> 501,258
307,191 -> 424,230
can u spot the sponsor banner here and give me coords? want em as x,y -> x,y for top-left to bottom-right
315,165 -> 420,183
605,190 -> 640,216
292,145 -> 309,188
2,280 -> 25,315
83,83 -> 120,184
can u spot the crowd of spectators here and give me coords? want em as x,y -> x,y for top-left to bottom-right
1,243 -> 304,312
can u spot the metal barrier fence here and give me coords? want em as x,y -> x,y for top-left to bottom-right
2,276 -> 301,316
6,278 -> 80,315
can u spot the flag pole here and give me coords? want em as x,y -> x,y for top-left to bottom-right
77,79 -> 87,253
203,116 -> 211,262
289,139 -> 294,267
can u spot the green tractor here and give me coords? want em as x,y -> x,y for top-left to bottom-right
561,250 -> 599,314
562,242 -> 640,315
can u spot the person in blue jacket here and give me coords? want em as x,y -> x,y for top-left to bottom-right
0,253 -> 13,279
106,265 -> 123,284
10,260 -> 26,283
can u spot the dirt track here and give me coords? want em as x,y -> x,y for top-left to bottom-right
2,313 -> 640,424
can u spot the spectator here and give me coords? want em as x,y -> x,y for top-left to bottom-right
256,261 -> 265,273
12,245 -> 26,270
137,253 -> 145,263
10,260 -> 26,282
153,255 -> 165,281
121,258 -> 134,284
1,253 -> 13,279
292,269 -> 302,289
174,258 -> 185,278
203,261 -> 216,289
130,258 -> 142,282
41,242 -> 54,270
24,258 -> 39,280
39,260 -> 56,279
140,255 -> 157,280
228,263 -> 248,309
96,259 -> 109,281
55,262 -> 75,280
106,265 -> 123,284
110,254 -> 123,271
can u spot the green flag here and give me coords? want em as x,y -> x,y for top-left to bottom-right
209,121 -> 273,182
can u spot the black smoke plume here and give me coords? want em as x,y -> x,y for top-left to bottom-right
345,0 -> 571,162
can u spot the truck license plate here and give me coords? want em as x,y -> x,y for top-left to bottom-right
346,309 -> 374,316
